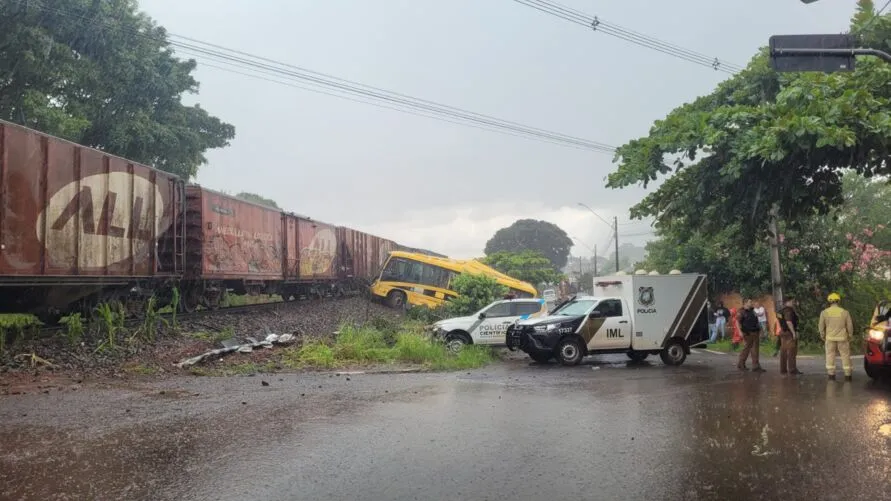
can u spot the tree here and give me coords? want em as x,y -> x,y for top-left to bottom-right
236,192 -> 280,208
0,0 -> 235,180
638,172 -> 891,341
481,250 -> 564,286
484,219 -> 573,270
444,273 -> 507,317
606,1 -> 891,243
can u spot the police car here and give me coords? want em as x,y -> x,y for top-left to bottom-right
431,298 -> 549,353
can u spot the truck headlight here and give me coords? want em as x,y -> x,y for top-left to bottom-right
869,329 -> 886,342
534,324 -> 558,333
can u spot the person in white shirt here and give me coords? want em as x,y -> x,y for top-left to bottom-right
754,302 -> 769,341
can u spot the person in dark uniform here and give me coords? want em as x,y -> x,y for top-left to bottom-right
778,296 -> 803,376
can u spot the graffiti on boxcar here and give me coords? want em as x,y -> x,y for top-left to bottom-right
205,228 -> 280,275
35,172 -> 165,269
299,228 -> 337,276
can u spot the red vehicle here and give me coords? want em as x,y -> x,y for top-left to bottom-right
865,301 -> 891,379
0,119 -> 435,320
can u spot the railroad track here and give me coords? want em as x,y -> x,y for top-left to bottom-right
35,293 -> 379,338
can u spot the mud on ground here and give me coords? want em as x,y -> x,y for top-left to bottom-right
0,297 -> 404,394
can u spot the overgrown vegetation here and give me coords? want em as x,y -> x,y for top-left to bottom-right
135,296 -> 168,343
404,273 -> 509,325
59,313 -> 85,346
94,301 -> 126,352
0,314 -> 42,353
282,321 -> 494,371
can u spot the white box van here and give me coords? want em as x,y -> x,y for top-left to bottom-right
431,298 -> 549,353
506,273 -> 709,365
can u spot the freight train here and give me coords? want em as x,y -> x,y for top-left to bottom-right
0,119 -> 433,321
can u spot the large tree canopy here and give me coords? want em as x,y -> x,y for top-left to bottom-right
0,0 -> 235,179
607,0 -> 891,242
484,219 -> 573,270
639,172 -> 891,339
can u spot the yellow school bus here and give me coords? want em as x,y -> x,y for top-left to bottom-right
371,251 -> 537,309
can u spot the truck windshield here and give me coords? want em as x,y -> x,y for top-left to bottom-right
553,299 -> 597,316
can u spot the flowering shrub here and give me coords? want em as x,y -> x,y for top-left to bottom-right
841,227 -> 891,277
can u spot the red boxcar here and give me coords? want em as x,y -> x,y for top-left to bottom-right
336,227 -> 398,284
0,119 -> 184,314
185,186 -> 284,282
283,215 -> 338,282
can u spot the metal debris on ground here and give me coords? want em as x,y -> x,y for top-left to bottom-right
174,332 -> 299,368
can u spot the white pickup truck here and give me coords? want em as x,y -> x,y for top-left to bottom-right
430,298 -> 549,352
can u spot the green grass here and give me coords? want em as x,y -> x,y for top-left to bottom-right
0,313 -> 42,330
281,322 -> 494,371
706,338 -> 825,356
224,294 -> 283,307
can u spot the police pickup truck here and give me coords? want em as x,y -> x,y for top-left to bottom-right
505,273 -> 709,366
430,297 -> 549,353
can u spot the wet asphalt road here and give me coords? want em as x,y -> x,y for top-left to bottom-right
3,350 -> 891,501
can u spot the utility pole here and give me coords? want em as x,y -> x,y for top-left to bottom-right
594,245 -> 598,277
767,204 -> 784,313
614,216 -> 620,273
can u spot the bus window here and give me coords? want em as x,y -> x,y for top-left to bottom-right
419,263 -> 451,289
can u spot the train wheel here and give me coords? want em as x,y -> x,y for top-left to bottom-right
180,289 -> 201,313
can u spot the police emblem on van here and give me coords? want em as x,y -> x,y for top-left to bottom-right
637,287 -> 656,314
638,287 -> 655,307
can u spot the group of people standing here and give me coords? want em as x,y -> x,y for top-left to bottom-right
707,294 -> 854,380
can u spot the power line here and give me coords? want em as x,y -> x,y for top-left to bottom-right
28,1 -> 618,155
511,0 -> 744,74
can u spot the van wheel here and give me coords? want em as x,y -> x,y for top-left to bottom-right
627,351 -> 649,362
660,339 -> 687,366
445,332 -> 471,354
529,352 -> 553,364
555,337 -> 584,366
386,290 -> 407,309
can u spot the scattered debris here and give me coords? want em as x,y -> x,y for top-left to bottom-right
174,333 -> 298,369
13,353 -> 58,369
261,380 -> 270,386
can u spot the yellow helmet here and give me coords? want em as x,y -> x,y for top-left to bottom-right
827,292 -> 841,303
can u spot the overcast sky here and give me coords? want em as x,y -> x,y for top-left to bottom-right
138,0 -> 858,259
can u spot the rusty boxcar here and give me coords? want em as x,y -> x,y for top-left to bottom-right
0,120 -> 446,320
336,227 -> 398,292
0,119 -> 185,317
183,186 -> 284,309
